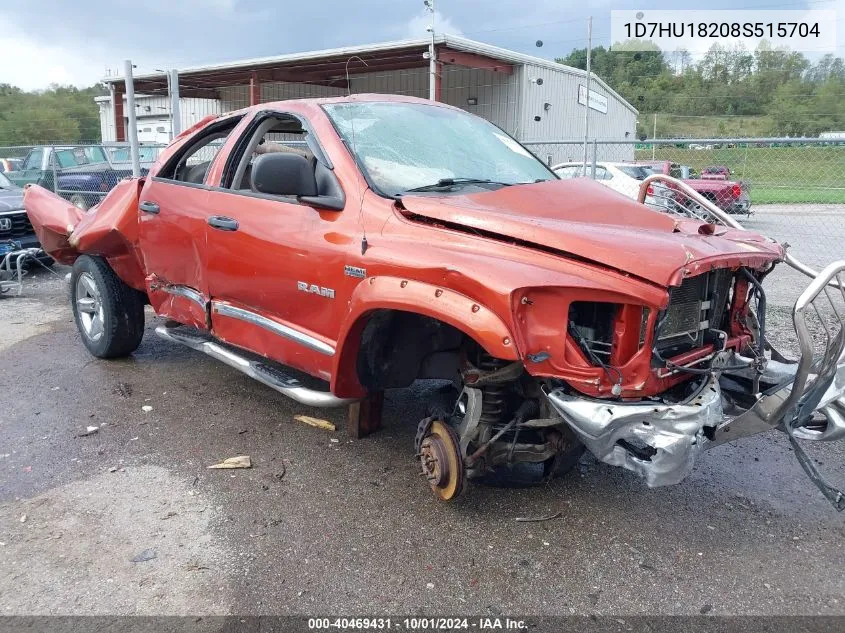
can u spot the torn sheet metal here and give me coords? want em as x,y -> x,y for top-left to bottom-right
22,185 -> 83,264
547,375 -> 723,487
24,180 -> 147,290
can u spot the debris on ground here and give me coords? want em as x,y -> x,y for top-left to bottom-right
112,382 -> 133,398
141,405 -> 153,413
185,561 -> 210,571
293,414 -> 336,431
515,512 -> 562,523
130,548 -> 157,563
19,514 -> 27,523
207,455 -> 252,469
77,425 -> 99,437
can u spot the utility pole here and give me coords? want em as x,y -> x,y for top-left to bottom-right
582,16 -> 592,175
425,0 -> 437,101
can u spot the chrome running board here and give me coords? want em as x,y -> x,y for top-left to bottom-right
155,325 -> 355,408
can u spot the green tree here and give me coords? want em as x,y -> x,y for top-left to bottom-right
557,40 -> 843,138
0,83 -> 107,145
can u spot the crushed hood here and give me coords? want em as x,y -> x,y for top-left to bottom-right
399,179 -> 782,287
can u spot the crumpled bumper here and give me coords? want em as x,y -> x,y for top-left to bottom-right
548,359 -> 845,488
547,376 -> 723,487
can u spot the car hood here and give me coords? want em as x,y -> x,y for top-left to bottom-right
399,179 -> 781,287
0,187 -> 24,212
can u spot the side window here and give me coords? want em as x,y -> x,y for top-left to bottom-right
158,116 -> 243,185
554,166 -> 578,179
224,114 -> 314,192
24,149 -> 43,170
669,165 -> 683,179
221,112 -> 345,210
593,166 -> 610,180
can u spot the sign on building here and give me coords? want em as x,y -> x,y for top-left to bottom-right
578,84 -> 608,114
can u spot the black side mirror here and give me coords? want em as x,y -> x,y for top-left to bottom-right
251,153 -> 317,197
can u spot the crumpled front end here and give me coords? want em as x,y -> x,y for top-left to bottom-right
545,261 -> 845,507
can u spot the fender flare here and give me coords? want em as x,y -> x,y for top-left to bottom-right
330,276 -> 519,397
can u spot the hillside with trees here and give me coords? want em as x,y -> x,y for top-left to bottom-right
558,42 -> 845,138
0,84 -> 107,146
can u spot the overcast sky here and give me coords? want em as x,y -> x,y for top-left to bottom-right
1,0 -> 842,90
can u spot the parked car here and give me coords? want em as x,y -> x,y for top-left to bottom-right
24,95 -> 845,505
700,165 -> 732,180
0,171 -> 43,258
0,158 -> 24,173
5,145 -> 143,211
640,160 -> 751,215
106,145 -> 163,170
552,161 -> 673,208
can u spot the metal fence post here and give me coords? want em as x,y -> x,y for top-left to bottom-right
50,146 -> 58,193
591,138 -> 597,179
169,69 -> 181,139
124,59 -> 141,178
582,16 -> 592,175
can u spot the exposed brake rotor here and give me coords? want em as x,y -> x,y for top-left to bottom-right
417,420 -> 465,502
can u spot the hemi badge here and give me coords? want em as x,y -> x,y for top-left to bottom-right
344,265 -> 366,278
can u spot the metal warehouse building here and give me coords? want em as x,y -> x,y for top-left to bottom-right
99,35 -> 637,164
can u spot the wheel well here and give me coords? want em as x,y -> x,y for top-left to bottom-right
355,309 -> 479,391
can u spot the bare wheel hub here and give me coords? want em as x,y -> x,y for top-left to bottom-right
417,420 -> 465,501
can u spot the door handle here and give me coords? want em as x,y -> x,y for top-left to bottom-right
139,201 -> 160,214
208,216 -> 239,231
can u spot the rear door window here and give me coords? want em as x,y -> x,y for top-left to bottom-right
554,166 -> 580,179
24,149 -> 43,170
157,116 -> 243,185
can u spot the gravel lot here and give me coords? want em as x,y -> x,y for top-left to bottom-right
1,204 -> 844,619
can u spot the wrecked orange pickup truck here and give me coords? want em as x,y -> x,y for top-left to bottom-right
25,95 -> 845,504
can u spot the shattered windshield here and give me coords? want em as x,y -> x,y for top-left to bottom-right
323,101 -> 555,196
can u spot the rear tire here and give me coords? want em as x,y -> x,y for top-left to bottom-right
71,255 -> 144,358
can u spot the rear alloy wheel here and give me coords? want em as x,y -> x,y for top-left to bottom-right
69,193 -> 90,211
71,255 -> 145,358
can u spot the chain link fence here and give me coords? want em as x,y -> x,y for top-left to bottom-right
0,143 -> 165,212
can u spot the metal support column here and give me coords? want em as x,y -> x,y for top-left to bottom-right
123,60 -> 141,178
170,69 -> 181,138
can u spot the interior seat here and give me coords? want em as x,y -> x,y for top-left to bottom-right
184,161 -> 211,184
